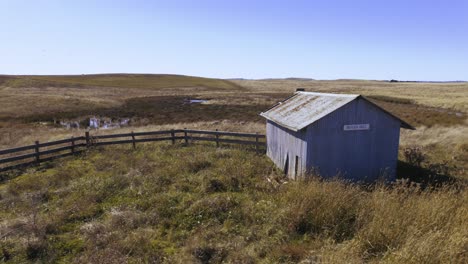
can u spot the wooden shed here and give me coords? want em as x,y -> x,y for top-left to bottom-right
260,92 -> 414,182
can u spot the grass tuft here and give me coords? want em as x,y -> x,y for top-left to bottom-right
0,143 -> 466,263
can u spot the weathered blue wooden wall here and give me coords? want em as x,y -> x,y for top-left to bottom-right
306,98 -> 400,182
267,97 -> 401,182
266,120 -> 308,179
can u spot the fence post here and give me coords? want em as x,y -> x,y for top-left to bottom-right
184,128 -> 188,144
34,141 -> 40,163
255,132 -> 259,154
215,129 -> 219,147
131,131 -> 136,149
85,131 -> 90,148
171,129 -> 175,145
71,136 -> 75,154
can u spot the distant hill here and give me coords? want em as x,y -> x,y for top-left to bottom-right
256,77 -> 316,81
0,74 -> 244,90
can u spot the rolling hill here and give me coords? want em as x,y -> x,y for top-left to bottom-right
0,74 -> 244,90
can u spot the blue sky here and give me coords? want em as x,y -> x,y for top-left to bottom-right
1,0 -> 467,80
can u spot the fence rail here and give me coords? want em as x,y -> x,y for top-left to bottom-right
0,129 -> 266,172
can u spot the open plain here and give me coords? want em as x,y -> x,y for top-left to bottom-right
0,74 -> 467,263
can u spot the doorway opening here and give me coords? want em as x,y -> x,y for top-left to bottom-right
295,155 -> 299,178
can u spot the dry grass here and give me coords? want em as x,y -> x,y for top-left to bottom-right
400,124 -> 468,179
0,74 -> 244,119
1,74 -> 467,179
1,74 -> 243,90
0,144 -> 466,263
0,121 -> 264,150
0,74 -> 467,262
233,79 -> 468,112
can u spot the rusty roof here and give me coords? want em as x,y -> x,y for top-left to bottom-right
260,92 -> 414,131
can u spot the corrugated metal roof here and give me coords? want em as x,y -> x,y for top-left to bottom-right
260,91 -> 414,131
260,92 -> 358,131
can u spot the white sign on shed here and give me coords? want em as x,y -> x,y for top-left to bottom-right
343,124 -> 370,131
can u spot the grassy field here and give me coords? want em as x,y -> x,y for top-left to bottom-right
233,79 -> 468,112
0,144 -> 466,263
0,74 -> 243,90
0,74 -> 467,263
1,74 -> 466,177
0,74 -> 244,120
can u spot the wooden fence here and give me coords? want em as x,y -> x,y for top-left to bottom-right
0,129 -> 266,172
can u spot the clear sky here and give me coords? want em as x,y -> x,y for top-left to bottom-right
1,0 -> 467,81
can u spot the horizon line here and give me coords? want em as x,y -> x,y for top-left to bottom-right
1,73 -> 466,83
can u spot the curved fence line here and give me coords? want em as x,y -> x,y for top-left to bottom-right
0,129 -> 266,172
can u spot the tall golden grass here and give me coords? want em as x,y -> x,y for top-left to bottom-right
0,143 -> 466,263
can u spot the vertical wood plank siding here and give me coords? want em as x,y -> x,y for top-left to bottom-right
266,120 -> 308,179
306,98 -> 400,182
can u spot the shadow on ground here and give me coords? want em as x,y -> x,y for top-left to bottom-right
396,160 -> 463,188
